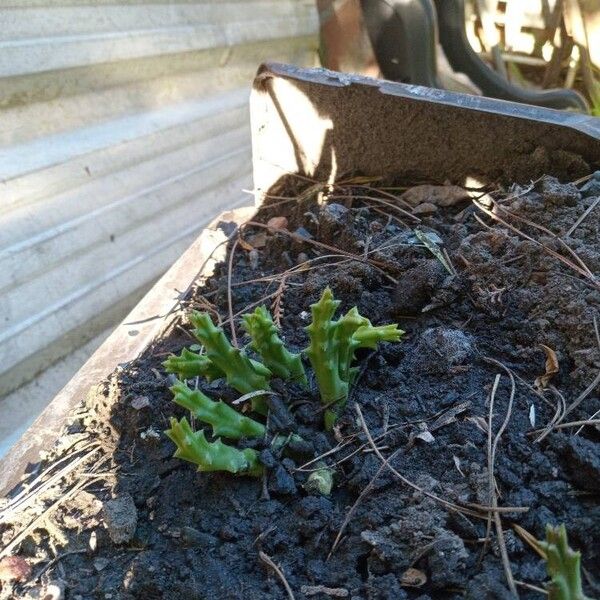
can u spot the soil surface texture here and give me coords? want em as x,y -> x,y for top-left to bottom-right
1,173 -> 599,600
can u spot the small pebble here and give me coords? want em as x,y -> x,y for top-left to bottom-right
131,396 -> 150,410
294,227 -> 313,240
103,493 -> 138,544
268,464 -> 297,495
267,216 -> 288,230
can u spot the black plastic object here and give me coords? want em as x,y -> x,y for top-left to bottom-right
360,0 -> 439,87
435,0 -> 589,112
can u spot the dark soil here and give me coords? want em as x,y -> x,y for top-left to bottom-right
2,174 -> 599,600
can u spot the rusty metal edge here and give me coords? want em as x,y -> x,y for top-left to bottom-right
0,207 -> 256,496
258,62 -> 600,139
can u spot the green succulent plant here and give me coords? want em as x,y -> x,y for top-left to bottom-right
163,348 -> 225,381
171,380 -> 265,439
189,311 -> 272,413
306,288 -> 403,428
164,288 -> 402,477
540,524 -> 591,600
166,416 -> 262,476
242,306 -> 308,387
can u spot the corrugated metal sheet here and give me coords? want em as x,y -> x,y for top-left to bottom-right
0,0 -> 318,398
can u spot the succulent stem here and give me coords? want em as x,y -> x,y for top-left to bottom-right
305,288 -> 348,417
163,348 -> 225,381
306,288 -> 403,428
190,312 -> 271,413
242,306 -> 308,387
540,524 -> 591,600
171,380 -> 265,439
165,417 -> 263,476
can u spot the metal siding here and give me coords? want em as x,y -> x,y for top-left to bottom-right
0,0 -> 318,397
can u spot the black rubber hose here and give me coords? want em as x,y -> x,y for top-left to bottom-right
435,0 -> 589,112
361,0 -> 440,88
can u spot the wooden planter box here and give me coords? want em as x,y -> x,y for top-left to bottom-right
2,62 -> 599,495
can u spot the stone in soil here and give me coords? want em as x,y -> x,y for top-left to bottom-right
103,493 -> 138,544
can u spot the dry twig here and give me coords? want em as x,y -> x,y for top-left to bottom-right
227,237 -> 240,346
328,448 -> 402,559
354,405 -> 526,520
259,551 -> 295,600
565,196 -> 600,237
480,372 -> 518,597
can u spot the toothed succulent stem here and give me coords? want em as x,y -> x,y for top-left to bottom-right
305,288 -> 348,413
540,524 -> 591,600
242,306 -> 308,387
190,312 -> 271,413
163,348 -> 225,381
306,288 -> 403,428
171,380 -> 265,439
165,417 -> 263,476
353,323 -> 404,349
336,307 -> 370,383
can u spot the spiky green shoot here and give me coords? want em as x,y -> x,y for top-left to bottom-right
305,288 -> 347,427
306,288 -> 403,428
242,306 -> 308,387
540,524 -> 591,600
190,312 -> 271,413
165,417 -> 262,476
171,380 -> 265,439
163,348 -> 225,381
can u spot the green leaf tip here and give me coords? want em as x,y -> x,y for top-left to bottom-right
242,306 -> 308,387
170,380 -> 265,439
540,524 -> 591,600
189,311 -> 271,413
305,287 -> 403,428
163,348 -> 224,381
165,416 -> 262,476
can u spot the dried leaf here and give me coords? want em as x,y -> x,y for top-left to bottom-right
416,430 -> 435,443
238,235 -> 255,252
245,232 -> 267,249
414,229 -> 453,275
0,556 -> 31,582
402,184 -> 470,208
535,344 -> 559,389
412,202 -> 438,215
453,455 -> 465,477
267,216 -> 288,231
467,416 -> 489,434
400,567 -> 427,587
